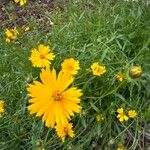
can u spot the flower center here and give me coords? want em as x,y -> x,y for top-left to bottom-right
52,91 -> 62,101
68,65 -> 74,70
64,127 -> 68,134
40,54 -> 45,59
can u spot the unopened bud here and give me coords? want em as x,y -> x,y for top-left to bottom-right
129,66 -> 142,78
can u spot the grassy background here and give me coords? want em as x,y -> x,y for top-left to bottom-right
0,0 -> 150,149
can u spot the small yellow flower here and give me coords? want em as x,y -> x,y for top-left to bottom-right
6,38 -> 11,43
91,62 -> 106,76
55,122 -> 75,142
96,114 -> 104,121
128,110 -> 137,118
0,100 -> 4,117
117,108 -> 128,122
14,0 -> 27,6
61,58 -> 80,75
29,44 -> 55,68
129,66 -> 142,78
81,110 -> 87,116
116,72 -> 126,82
37,148 -> 45,150
24,26 -> 30,32
5,27 -> 19,42
117,145 -> 126,150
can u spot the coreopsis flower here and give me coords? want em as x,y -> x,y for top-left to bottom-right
61,58 -> 80,76
91,62 -> 106,76
29,44 -> 55,68
116,72 -> 126,82
0,100 -> 4,117
27,68 -> 82,127
55,122 -> 75,142
117,145 -> 126,150
14,0 -> 27,6
128,110 -> 137,118
96,114 -> 104,121
5,27 -> 19,42
129,66 -> 142,78
24,26 -> 30,32
117,108 -> 128,122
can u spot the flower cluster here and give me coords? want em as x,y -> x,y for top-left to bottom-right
28,44 -> 82,141
5,27 -> 19,43
117,108 -> 137,122
96,114 -> 104,122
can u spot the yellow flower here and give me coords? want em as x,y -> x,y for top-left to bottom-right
37,148 -> 45,150
0,100 -> 4,117
81,110 -> 87,116
117,108 -> 128,122
29,44 -> 55,68
27,68 -> 82,127
55,122 -> 75,142
91,62 -> 106,76
24,26 -> 30,32
5,27 -> 19,42
117,145 -> 126,150
129,66 -> 143,78
6,38 -> 11,43
96,114 -> 104,121
14,0 -> 27,6
61,58 -> 80,75
116,72 -> 126,82
128,110 -> 137,118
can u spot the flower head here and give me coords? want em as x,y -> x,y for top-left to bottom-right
14,0 -> 27,6
0,100 -> 4,117
81,110 -> 87,116
116,72 -> 126,82
55,122 -> 75,142
29,44 -> 55,68
61,58 -> 80,75
5,27 -> 19,42
27,68 -> 82,127
117,108 -> 128,122
24,26 -> 30,32
117,145 -> 126,150
129,66 -> 143,78
128,110 -> 137,118
96,114 -> 104,121
6,38 -> 11,43
91,62 -> 106,76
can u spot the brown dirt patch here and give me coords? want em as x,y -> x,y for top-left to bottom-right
0,0 -> 63,28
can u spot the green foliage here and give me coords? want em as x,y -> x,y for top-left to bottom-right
0,0 -> 150,149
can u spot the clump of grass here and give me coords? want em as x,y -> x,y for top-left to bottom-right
0,0 -> 150,149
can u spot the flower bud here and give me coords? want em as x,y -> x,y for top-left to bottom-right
26,75 -> 33,83
129,66 -> 142,78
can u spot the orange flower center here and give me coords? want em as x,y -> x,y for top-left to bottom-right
68,65 -> 74,70
40,54 -> 45,59
52,91 -> 63,101
64,127 -> 68,134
